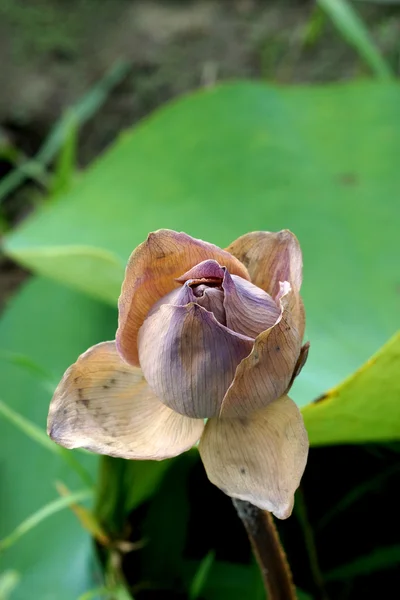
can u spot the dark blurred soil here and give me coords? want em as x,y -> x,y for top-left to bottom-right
0,0 -> 399,309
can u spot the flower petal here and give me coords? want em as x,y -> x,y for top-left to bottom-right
117,230 -> 250,366
222,271 -> 280,338
138,303 -> 254,419
226,230 -> 302,298
199,395 -> 308,519
147,282 -> 226,325
220,282 -> 305,417
176,259 -> 225,282
47,341 -> 204,460
286,341 -> 310,394
196,287 -> 226,325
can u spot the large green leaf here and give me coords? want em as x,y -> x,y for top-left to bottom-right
303,332 -> 400,445
0,277 -> 116,599
3,82 -> 399,420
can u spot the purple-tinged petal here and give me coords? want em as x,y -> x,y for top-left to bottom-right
148,282 -> 226,325
222,271 -> 280,338
176,259 -> 225,283
196,287 -> 226,325
226,230 -> 302,298
149,282 -> 197,313
117,230 -> 250,366
47,341 -> 204,460
220,282 -> 305,418
138,303 -> 254,419
199,395 -> 309,519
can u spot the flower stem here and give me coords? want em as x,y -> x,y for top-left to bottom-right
232,499 -> 296,600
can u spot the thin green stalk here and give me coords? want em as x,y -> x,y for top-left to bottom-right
317,0 -> 393,79
0,570 -> 20,599
0,399 -> 94,489
189,551 -> 215,600
0,59 -> 130,204
0,489 -> 92,551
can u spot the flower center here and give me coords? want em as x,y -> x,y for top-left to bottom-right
190,279 -> 223,298
186,278 -> 226,325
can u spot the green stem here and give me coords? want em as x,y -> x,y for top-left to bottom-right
233,499 -> 296,600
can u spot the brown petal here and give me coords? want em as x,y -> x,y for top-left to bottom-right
226,230 -> 302,298
47,341 -> 204,460
220,282 -> 305,418
199,395 -> 308,519
286,341 -> 310,394
117,230 -> 250,366
138,303 -> 254,419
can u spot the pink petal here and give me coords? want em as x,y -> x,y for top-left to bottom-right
176,259 -> 225,282
47,341 -> 204,460
117,230 -> 250,366
138,303 -> 254,418
199,395 -> 309,519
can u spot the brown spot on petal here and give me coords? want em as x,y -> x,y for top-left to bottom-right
77,388 -> 89,408
239,254 -> 251,269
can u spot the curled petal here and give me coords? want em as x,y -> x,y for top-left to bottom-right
47,341 -> 204,460
117,230 -> 250,366
176,259 -> 225,283
226,230 -> 302,298
223,271 -> 280,338
196,287 -> 226,325
199,395 -> 308,519
138,303 -> 253,418
150,282 -> 196,312
220,282 -> 305,418
148,283 -> 226,325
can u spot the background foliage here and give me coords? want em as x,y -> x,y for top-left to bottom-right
0,1 -> 399,599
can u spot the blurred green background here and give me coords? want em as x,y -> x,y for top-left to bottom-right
0,1 -> 399,599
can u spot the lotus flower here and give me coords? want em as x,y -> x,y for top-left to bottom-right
48,229 -> 309,519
